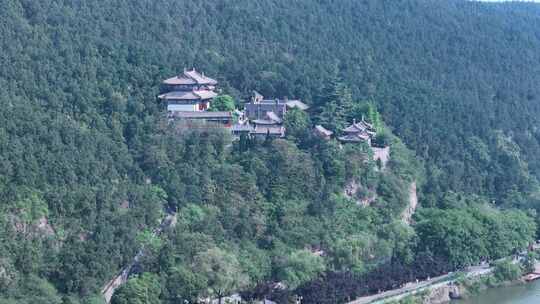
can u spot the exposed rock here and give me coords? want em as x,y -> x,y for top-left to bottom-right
0,258 -> 17,289
343,179 -> 377,206
422,284 -> 462,304
119,200 -> 130,209
8,214 -> 55,237
79,232 -> 90,241
401,182 -> 418,225
8,214 -> 27,234
36,216 -> 55,236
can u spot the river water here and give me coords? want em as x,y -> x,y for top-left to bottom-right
453,280 -> 540,304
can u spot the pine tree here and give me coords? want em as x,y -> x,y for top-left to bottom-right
366,103 -> 382,131
313,65 -> 342,121
314,66 -> 355,133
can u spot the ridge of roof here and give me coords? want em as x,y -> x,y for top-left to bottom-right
183,69 -> 218,85
163,69 -> 218,85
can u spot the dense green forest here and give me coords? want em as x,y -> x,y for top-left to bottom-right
2,0 -> 540,303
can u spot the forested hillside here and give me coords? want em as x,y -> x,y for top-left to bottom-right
2,0 -> 540,303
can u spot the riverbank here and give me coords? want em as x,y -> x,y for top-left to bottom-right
387,275 -> 520,304
384,259 -> 540,304
348,244 -> 540,304
453,278 -> 540,304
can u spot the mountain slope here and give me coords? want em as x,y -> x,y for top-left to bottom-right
1,0 -> 540,303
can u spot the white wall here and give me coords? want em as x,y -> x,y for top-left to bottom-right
168,104 -> 198,112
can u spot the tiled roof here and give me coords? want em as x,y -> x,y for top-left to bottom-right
158,90 -> 217,100
265,111 -> 282,123
159,91 -> 199,100
163,69 -> 218,85
245,102 -> 287,120
163,76 -> 197,85
338,133 -> 370,142
285,100 -> 309,110
343,120 -> 376,133
315,125 -> 333,136
194,90 -> 218,99
252,119 -> 279,125
184,69 -> 218,85
252,125 -> 285,136
343,123 -> 366,133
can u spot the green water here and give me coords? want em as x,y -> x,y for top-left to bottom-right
453,280 -> 540,304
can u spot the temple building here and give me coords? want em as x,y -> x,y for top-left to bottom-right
338,119 -> 376,145
158,69 -> 218,113
158,69 -> 234,129
233,92 -> 308,139
244,91 -> 309,122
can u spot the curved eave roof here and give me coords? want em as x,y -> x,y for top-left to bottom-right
158,90 -> 217,100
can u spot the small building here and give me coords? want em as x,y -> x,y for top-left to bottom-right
314,125 -> 333,140
231,122 -> 285,139
244,92 -> 308,122
169,111 -> 233,128
338,119 -> 376,145
159,69 -> 218,113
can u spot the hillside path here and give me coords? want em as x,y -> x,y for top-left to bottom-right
101,211 -> 177,303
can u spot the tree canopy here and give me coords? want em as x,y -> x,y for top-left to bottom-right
2,0 -> 540,303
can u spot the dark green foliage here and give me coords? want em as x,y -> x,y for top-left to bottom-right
210,95 -> 236,112
284,108 -> 311,140
111,273 -> 161,304
415,206 -> 536,268
493,260 -> 522,282
162,266 -> 208,303
522,251 -> 537,274
1,0 -> 540,302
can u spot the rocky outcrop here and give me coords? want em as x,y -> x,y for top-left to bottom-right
422,284 -> 462,304
343,180 -> 377,206
401,182 -> 418,225
8,214 -> 55,237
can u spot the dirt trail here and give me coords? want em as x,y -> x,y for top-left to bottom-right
401,182 -> 418,224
